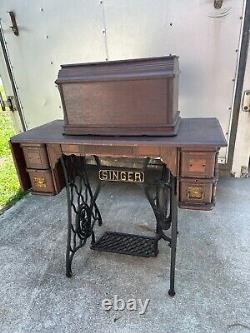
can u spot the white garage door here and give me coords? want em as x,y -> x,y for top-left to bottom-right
0,0 -> 246,163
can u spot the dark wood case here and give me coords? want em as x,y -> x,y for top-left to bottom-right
56,56 -> 181,136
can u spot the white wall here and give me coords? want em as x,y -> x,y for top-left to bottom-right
0,0 -> 246,163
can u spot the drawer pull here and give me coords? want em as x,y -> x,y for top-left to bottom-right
34,176 -> 47,188
187,186 -> 204,200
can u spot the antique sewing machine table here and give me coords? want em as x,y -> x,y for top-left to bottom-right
10,118 -> 227,296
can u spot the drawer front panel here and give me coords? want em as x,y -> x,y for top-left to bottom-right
61,144 -> 135,157
82,145 -> 134,156
181,151 -> 216,178
179,178 -> 215,210
22,144 -> 49,169
27,169 -> 55,194
135,146 -> 160,157
61,144 -> 80,155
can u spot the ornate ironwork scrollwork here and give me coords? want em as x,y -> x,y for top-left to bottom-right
61,155 -> 178,296
60,155 -> 102,277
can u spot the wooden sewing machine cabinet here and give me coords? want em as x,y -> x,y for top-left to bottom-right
10,117 -> 226,296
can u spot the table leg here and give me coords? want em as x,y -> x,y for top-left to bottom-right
60,155 -> 102,277
168,176 -> 178,297
143,159 -> 172,232
143,160 -> 178,296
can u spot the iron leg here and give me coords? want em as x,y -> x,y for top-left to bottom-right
60,155 -> 103,278
168,176 -> 177,297
91,231 -> 96,245
60,156 -> 73,277
65,202 -> 73,278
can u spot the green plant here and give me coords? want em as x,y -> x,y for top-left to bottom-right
0,112 -> 16,157
0,156 -> 25,210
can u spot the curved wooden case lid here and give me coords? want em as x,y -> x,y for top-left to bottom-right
55,56 -> 179,84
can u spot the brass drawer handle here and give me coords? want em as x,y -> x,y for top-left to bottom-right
34,176 -> 47,188
187,186 -> 204,200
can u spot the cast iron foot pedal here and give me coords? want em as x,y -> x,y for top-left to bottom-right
91,231 -> 159,257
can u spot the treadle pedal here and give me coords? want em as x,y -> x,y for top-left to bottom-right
90,231 -> 159,257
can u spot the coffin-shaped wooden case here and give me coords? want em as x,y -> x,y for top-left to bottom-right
56,56 -> 181,136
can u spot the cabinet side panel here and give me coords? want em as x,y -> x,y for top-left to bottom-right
10,142 -> 31,190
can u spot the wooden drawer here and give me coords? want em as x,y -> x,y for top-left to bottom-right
181,151 -> 216,178
61,144 -> 135,156
21,144 -> 49,169
179,178 -> 216,210
27,169 -> 55,194
61,144 -> 80,155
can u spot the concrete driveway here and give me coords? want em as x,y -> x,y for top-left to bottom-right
0,176 -> 249,333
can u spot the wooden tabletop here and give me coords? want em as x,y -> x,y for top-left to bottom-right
11,118 -> 227,148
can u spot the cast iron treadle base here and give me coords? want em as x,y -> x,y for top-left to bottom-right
61,155 -> 177,296
91,231 -> 159,257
